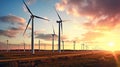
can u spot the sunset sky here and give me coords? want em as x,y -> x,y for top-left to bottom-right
0,0 -> 120,51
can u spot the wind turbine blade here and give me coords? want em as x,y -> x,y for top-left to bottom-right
23,18 -> 32,35
62,20 -> 70,22
34,15 -> 50,21
52,25 -> 55,34
61,23 -> 63,34
23,0 -> 33,15
55,8 -> 62,21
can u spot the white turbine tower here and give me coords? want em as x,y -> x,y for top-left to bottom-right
7,40 -> 9,52
39,40 -> 40,51
73,41 -> 76,51
62,40 -> 64,52
23,0 -> 49,54
23,40 -> 25,52
81,43 -> 85,50
55,8 -> 67,53
51,26 -> 55,52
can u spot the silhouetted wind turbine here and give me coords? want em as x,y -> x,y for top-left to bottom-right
39,40 -> 40,51
73,41 -> 76,51
44,44 -> 46,51
81,43 -> 85,50
7,40 -> 9,52
55,8 -> 67,52
62,40 -> 64,52
23,40 -> 25,52
52,26 -> 55,52
23,0 -> 49,54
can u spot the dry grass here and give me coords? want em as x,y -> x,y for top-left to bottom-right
0,50 -> 119,67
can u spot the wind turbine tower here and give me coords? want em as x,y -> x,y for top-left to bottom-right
7,40 -> 9,52
62,40 -> 64,52
55,8 -> 65,53
39,40 -> 40,51
23,41 -> 25,52
73,41 -> 76,51
82,43 -> 85,50
23,0 -> 49,54
52,26 -> 55,52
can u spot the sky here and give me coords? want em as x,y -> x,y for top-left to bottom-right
0,0 -> 120,51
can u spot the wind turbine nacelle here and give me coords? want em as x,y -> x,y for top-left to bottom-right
57,21 -> 62,23
52,34 -> 55,36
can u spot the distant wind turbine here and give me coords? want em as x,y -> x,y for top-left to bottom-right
81,43 -> 85,50
39,40 -> 40,51
23,40 -> 25,52
73,41 -> 76,51
44,44 -> 46,51
7,40 -> 9,52
62,40 -> 64,52
51,26 -> 55,52
23,0 -> 49,54
55,8 -> 68,52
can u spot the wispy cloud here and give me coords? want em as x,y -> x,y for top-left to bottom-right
0,26 -> 24,38
0,14 -> 26,25
25,0 -> 36,5
0,14 -> 30,38
35,30 -> 68,41
56,0 -> 120,30
35,33 -> 57,40
34,29 -> 46,35
56,0 -> 120,17
22,0 -> 36,13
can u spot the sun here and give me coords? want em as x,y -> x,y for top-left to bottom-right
108,42 -> 114,47
108,42 -> 116,52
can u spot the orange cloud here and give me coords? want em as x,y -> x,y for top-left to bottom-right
22,0 -> 36,14
56,0 -> 120,31
81,31 -> 104,41
0,15 -> 26,25
55,0 -> 68,11
0,26 -> 26,38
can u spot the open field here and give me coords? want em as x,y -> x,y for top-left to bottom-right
0,50 -> 120,67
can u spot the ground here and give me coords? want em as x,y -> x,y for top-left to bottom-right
0,50 -> 119,67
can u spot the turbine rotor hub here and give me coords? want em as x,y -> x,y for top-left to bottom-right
31,15 -> 34,18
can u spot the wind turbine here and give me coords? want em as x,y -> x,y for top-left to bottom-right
81,43 -> 85,50
51,26 -> 55,52
44,44 -> 46,51
55,8 -> 66,53
23,0 -> 49,54
23,40 -> 25,52
38,40 -> 40,51
62,40 -> 64,52
73,41 -> 76,51
7,40 -> 9,52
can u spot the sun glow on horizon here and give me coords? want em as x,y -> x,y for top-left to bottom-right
107,42 -> 116,52
108,42 -> 114,47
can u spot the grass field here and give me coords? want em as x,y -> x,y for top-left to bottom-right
0,50 -> 120,67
